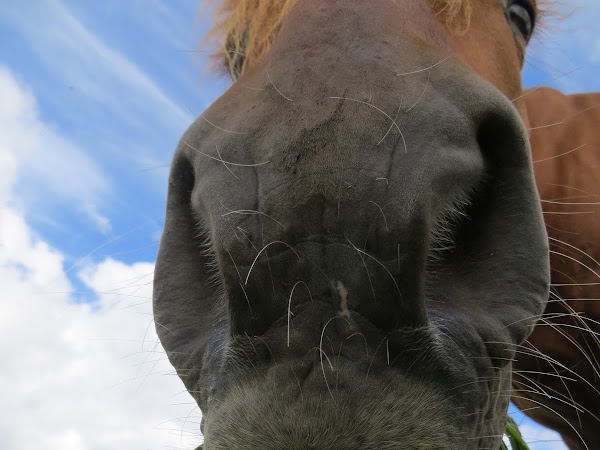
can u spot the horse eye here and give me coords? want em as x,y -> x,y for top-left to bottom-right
507,1 -> 534,42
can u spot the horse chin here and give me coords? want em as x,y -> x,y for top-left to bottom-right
199,305 -> 511,449
203,369 -> 466,450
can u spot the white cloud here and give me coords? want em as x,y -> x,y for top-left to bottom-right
0,212 -> 202,449
0,65 -> 111,232
0,64 -> 201,449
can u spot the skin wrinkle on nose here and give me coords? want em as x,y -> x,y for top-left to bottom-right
337,280 -> 350,318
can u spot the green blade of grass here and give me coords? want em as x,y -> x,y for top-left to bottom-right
503,415 -> 531,450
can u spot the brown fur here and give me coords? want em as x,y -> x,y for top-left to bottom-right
514,87 -> 600,450
206,0 -> 473,79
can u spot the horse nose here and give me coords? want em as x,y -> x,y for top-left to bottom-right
181,0 -> 539,343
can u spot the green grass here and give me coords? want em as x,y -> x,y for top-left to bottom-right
501,416 -> 531,450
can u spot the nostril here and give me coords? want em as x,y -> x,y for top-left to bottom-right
423,93 -> 547,334
426,110 -> 528,265
425,111 -> 529,266
476,106 -> 530,169
168,155 -> 196,206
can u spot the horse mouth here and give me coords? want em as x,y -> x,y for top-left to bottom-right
202,324 -> 472,450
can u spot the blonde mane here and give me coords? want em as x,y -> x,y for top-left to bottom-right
206,0 -> 472,80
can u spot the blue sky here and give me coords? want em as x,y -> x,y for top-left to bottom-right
0,1 -> 598,449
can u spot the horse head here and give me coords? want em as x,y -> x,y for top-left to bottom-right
154,1 -> 550,448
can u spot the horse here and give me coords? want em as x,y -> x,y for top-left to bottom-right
512,87 -> 600,449
153,0 -> 596,448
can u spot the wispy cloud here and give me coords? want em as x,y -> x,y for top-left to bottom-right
0,66 -> 111,232
0,0 -> 194,132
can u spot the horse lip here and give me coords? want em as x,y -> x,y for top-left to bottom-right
200,327 -> 478,449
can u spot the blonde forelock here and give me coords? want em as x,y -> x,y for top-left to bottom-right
205,0 -> 300,79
